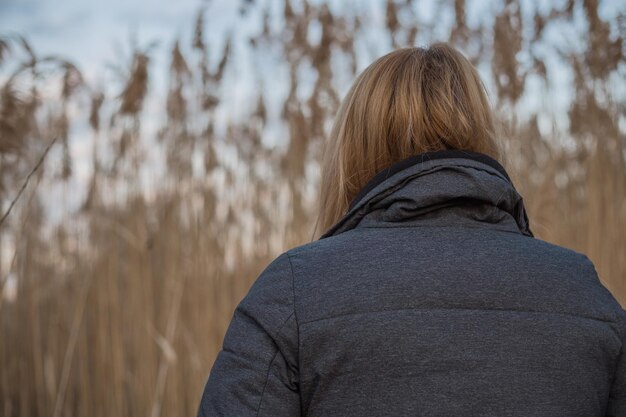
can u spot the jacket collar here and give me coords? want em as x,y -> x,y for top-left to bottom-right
319,149 -> 534,239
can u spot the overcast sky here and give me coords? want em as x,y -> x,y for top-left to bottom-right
0,0 -> 237,79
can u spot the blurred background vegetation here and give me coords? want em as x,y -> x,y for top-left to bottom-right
0,0 -> 624,416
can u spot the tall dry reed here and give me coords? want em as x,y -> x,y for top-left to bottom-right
0,1 -> 624,416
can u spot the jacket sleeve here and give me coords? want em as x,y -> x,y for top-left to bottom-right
197,252 -> 301,417
607,308 -> 626,417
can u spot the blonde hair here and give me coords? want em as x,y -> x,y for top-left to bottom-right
313,43 -> 503,240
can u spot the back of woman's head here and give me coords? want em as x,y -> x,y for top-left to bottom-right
314,42 -> 502,239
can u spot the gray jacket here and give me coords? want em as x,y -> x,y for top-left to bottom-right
197,149 -> 626,416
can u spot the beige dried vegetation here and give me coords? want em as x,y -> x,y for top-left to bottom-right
0,1 -> 624,416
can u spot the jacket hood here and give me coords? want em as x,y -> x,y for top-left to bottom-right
319,149 -> 534,239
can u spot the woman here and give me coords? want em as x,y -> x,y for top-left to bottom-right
197,43 -> 625,416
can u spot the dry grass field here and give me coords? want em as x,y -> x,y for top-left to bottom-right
0,0 -> 624,416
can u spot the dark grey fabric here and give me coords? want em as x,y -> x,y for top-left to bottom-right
197,150 -> 626,417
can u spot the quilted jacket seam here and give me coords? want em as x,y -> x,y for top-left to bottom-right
285,250 -> 303,416
298,306 -> 617,326
254,310 -> 295,416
